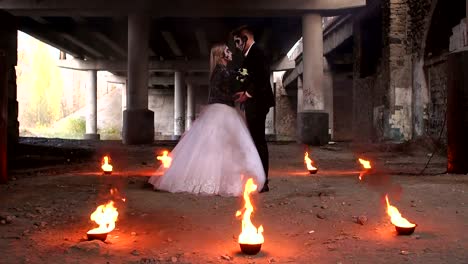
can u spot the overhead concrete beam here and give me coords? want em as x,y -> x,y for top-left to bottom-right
149,75 -> 209,86
323,14 -> 353,55
161,31 -> 183,57
56,58 -> 209,72
4,0 -> 366,16
60,33 -> 105,58
283,60 -> 303,88
195,29 -> 209,57
271,56 -> 295,71
90,31 -> 127,58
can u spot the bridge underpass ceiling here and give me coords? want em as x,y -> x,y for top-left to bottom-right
16,16 -> 302,74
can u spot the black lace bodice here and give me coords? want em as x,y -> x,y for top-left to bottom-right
208,64 -> 238,107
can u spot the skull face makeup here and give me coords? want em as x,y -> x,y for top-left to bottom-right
223,46 -> 233,61
234,35 -> 247,52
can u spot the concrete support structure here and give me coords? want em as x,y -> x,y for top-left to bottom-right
265,73 -> 275,136
122,14 -> 154,144
298,13 -> 329,145
84,70 -> 100,140
173,71 -> 185,139
186,81 -> 195,130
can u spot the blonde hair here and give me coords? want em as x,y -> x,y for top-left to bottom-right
209,43 -> 227,79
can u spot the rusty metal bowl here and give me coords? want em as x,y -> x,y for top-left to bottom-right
239,243 -> 262,255
308,168 -> 318,174
102,170 -> 112,175
87,232 -> 108,241
395,224 -> 417,235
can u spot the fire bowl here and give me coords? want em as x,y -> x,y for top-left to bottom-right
102,170 -> 112,175
239,243 -> 262,255
395,224 -> 417,235
87,232 -> 108,241
308,169 -> 318,174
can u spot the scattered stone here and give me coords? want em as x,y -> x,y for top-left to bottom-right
131,250 -> 140,256
0,219 -> 6,225
131,232 -> 137,236
268,258 -> 276,263
413,235 -> 421,240
22,230 -> 30,236
327,245 -> 337,251
400,250 -> 410,255
316,213 -> 326,219
70,241 -> 104,254
320,205 -> 328,209
171,256 -> 178,263
308,230 -> 315,234
139,258 -> 156,264
220,254 -> 232,261
356,216 -> 368,225
167,238 -> 173,242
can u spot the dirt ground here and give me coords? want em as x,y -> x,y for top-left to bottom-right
1,138 -> 467,264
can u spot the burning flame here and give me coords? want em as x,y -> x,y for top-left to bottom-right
87,201 -> 119,234
101,156 -> 113,173
385,195 -> 416,228
358,158 -> 371,180
236,178 -> 264,245
157,150 -> 172,168
358,158 -> 371,169
304,152 -> 318,171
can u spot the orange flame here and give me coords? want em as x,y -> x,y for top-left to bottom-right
236,178 -> 264,245
101,156 -> 113,173
304,152 -> 318,171
358,158 -> 372,169
157,150 -> 172,168
385,195 -> 416,228
358,158 -> 371,180
87,201 -> 118,234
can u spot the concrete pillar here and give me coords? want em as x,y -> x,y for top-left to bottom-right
84,70 -> 100,140
297,76 -> 303,112
298,13 -> 329,145
186,81 -> 195,130
122,14 -> 154,144
323,58 -> 333,139
265,73 -> 275,136
173,71 -> 185,139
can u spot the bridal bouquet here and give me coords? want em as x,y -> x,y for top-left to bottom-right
236,68 -> 248,83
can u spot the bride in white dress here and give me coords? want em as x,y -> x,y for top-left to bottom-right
148,43 -> 266,196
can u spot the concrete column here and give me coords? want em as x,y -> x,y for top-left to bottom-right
122,14 -> 154,144
173,71 -> 185,138
265,73 -> 275,136
84,70 -> 100,140
323,58 -> 333,139
297,13 -> 329,145
186,81 -> 195,130
297,76 -> 303,112
0,53 -> 7,183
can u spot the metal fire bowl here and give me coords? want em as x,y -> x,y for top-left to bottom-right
395,224 -> 417,235
102,171 -> 112,175
308,169 -> 318,174
87,232 -> 108,241
239,243 -> 262,255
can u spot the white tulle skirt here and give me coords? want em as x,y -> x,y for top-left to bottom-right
148,103 -> 265,197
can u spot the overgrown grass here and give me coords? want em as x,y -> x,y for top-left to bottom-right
25,117 -> 86,139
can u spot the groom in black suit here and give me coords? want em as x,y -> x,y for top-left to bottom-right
232,25 -> 275,193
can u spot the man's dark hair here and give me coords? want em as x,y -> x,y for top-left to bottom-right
231,25 -> 254,38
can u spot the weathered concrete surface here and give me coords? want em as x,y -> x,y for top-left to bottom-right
3,139 -> 467,263
297,111 -> 329,145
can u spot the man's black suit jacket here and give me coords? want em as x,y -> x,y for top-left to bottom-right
241,43 -> 275,115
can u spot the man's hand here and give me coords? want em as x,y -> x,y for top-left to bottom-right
234,91 -> 248,103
